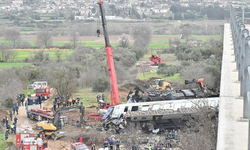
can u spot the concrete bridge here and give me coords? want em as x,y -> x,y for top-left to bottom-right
216,8 -> 250,150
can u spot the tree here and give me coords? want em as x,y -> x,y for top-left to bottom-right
55,50 -> 62,62
180,101 -> 218,150
92,76 -> 109,92
132,25 -> 152,48
4,29 -> 20,48
36,30 -> 53,48
69,30 -> 80,50
49,67 -> 77,100
118,33 -> 130,48
0,42 -> 12,62
181,26 -> 192,39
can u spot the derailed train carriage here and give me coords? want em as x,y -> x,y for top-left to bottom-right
102,98 -> 219,133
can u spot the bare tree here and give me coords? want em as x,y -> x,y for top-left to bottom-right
0,42 -> 11,62
36,30 -> 53,48
69,30 -> 80,50
0,69 -> 23,107
4,28 -> 20,48
55,50 -> 62,62
180,101 -> 218,150
181,26 -> 192,39
118,33 -> 130,48
49,67 -> 77,101
132,25 -> 152,48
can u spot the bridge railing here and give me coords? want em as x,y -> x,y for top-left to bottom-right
230,6 -> 250,149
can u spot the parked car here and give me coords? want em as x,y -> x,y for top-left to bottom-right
71,142 -> 89,150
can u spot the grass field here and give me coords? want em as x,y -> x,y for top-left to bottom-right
15,50 -> 74,60
0,63 -> 30,68
137,72 -> 182,82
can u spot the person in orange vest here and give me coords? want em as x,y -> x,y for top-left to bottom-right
79,136 -> 83,143
116,138 -> 120,150
68,97 -> 72,106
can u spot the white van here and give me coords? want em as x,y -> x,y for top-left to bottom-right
27,81 -> 48,90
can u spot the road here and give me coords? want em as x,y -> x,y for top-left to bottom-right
16,102 -> 73,150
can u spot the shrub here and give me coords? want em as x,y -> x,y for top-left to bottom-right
92,76 -> 109,92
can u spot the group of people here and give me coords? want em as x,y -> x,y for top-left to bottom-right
2,114 -> 18,140
17,93 -> 25,106
165,129 -> 181,141
53,96 -> 80,112
12,102 -> 19,115
103,136 -> 120,150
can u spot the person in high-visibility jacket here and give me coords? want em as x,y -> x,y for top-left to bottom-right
168,130 -> 172,139
103,140 -> 108,148
148,145 -> 152,150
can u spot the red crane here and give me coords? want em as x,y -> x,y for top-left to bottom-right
97,1 -> 120,106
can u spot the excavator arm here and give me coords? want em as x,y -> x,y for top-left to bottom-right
52,103 -> 85,129
185,78 -> 204,90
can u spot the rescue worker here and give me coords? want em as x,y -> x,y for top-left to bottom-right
57,97 -> 61,108
14,116 -> 18,125
91,144 -> 96,150
15,105 -> 19,115
102,94 -> 105,101
13,123 -> 16,134
42,95 -> 45,101
38,95 -> 42,108
5,130 -> 8,140
109,138 -> 114,150
79,135 -> 83,142
21,93 -> 25,106
148,145 -> 152,150
96,94 -> 101,102
168,130 -> 172,139
12,103 -> 16,115
165,130 -> 169,140
9,110 -> 12,121
2,117 -> 5,127
172,129 -> 175,139
103,140 -> 108,148
116,138 -> 120,150
72,98 -> 76,105
5,116 -> 8,127
10,124 -> 14,134
68,97 -> 72,106
6,124 -> 10,134
175,129 -> 178,140
53,98 -> 57,112
76,97 -> 80,105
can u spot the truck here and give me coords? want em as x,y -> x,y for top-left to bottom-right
88,1 -> 121,121
36,104 -> 85,140
35,86 -> 50,100
27,81 -> 48,90
16,126 -> 48,150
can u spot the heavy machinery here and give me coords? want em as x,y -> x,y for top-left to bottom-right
149,54 -> 164,66
151,79 -> 172,90
128,78 -> 219,102
88,1 -> 120,120
36,104 -> 85,140
16,126 -> 48,150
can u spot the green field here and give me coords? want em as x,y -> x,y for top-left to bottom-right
15,50 -> 73,60
0,63 -> 30,68
137,72 -> 182,82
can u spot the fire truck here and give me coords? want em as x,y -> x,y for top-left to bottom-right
35,86 -> 50,100
16,126 -> 48,150
88,1 -> 121,121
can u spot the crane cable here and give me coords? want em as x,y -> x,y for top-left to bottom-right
96,9 -> 101,37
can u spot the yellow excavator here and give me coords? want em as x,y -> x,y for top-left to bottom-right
36,103 -> 85,140
152,79 -> 172,90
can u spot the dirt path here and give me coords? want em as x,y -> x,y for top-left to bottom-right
15,103 -> 73,150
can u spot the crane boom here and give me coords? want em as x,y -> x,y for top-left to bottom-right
97,1 -> 120,106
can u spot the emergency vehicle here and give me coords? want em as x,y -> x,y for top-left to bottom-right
16,126 -> 48,150
35,86 -> 50,100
